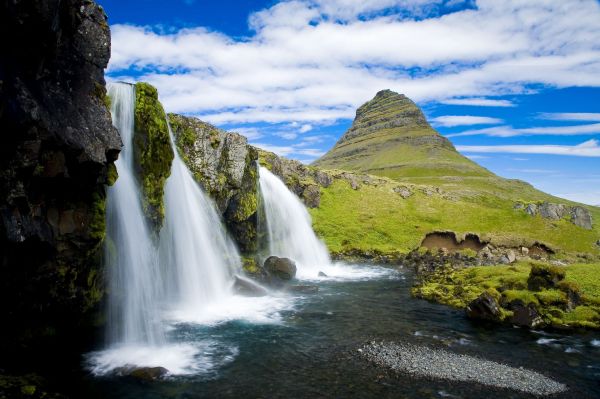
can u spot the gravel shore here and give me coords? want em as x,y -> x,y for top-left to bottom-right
359,341 -> 567,396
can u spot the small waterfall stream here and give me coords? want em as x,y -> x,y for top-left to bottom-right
159,122 -> 241,321
258,166 -> 332,278
105,83 -> 165,346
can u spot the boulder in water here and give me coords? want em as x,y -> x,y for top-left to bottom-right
115,366 -> 169,381
264,256 -> 297,280
466,291 -> 502,322
318,271 -> 328,277
233,275 -> 268,297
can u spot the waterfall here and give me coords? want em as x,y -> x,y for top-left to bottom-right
105,83 -> 165,346
258,166 -> 331,278
159,121 -> 240,320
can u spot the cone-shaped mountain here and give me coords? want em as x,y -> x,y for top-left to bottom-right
313,89 -> 492,180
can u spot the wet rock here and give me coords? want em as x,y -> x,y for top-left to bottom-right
264,256 -> 297,280
570,206 -> 592,230
285,285 -> 319,294
116,366 -> 169,381
507,303 -> 544,328
318,271 -> 328,277
0,0 -> 120,358
233,275 -> 268,297
466,292 -> 502,322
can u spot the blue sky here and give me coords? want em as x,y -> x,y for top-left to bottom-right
99,0 -> 600,205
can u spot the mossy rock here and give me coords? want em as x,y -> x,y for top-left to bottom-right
527,263 -> 566,291
134,82 -> 174,232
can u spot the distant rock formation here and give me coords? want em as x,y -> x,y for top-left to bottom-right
0,0 -> 120,365
516,201 -> 593,230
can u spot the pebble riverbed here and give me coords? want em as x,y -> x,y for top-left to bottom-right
359,341 -> 568,396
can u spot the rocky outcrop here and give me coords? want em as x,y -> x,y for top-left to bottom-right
516,201 -> 593,230
263,256 -> 297,280
134,82 -> 174,231
466,292 -> 502,322
0,0 -> 120,366
169,114 -> 258,253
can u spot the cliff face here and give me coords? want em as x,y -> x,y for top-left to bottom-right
0,0 -> 120,362
169,114 -> 259,253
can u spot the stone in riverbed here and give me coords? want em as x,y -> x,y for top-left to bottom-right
466,291 -> 502,322
507,302 -> 544,328
264,256 -> 297,280
318,271 -> 328,277
115,366 -> 169,381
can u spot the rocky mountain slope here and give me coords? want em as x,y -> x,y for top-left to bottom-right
314,89 -> 492,180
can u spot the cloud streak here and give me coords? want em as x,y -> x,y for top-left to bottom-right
457,139 -> 600,157
448,123 -> 600,137
432,115 -> 503,127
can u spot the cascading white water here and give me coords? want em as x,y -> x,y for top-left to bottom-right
159,122 -> 241,321
258,166 -> 331,278
105,83 -> 165,345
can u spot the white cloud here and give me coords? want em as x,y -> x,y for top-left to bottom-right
432,115 -> 503,127
457,139 -> 600,157
539,113 -> 600,122
448,123 -> 600,137
440,97 -> 516,107
108,0 -> 600,124
229,127 -> 264,140
299,124 -> 313,133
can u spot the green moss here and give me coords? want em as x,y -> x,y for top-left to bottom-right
242,257 -> 260,274
231,191 -> 258,222
413,261 -> 600,330
20,385 -> 36,395
89,192 -> 106,242
528,264 -> 566,291
134,82 -> 174,231
94,82 -> 111,110
107,163 -> 118,186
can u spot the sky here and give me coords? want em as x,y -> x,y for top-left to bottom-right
98,0 -> 600,205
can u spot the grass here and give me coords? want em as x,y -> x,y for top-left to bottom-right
412,261 -> 600,329
309,176 -> 600,257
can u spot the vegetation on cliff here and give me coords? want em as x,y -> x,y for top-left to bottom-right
133,82 -> 174,231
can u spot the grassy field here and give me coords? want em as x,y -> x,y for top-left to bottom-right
308,173 -> 600,257
412,261 -> 600,329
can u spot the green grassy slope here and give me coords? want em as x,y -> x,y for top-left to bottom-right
308,173 -> 600,257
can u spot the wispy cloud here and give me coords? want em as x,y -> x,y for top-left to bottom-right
538,113 -> 600,122
432,115 -> 503,127
448,123 -> 600,137
109,0 -> 600,124
457,139 -> 600,157
440,97 -> 515,107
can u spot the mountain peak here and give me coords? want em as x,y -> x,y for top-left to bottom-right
338,89 -> 429,145
313,90 -> 492,180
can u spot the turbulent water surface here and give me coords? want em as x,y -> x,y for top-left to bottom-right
84,265 -> 600,399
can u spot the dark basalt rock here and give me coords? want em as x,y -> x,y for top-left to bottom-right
318,271 -> 328,277
285,285 -> 319,294
264,256 -> 297,280
466,292 -> 502,322
507,302 -> 544,328
0,0 -> 120,371
115,366 -> 169,382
